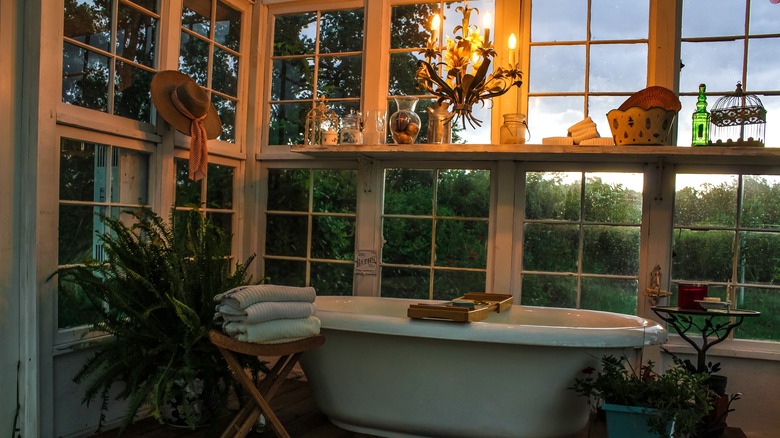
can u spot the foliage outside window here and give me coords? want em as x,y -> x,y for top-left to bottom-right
678,0 -> 779,146
58,138 -> 150,329
268,8 -> 364,145
381,168 -> 490,300
672,173 -> 780,341
520,171 -> 643,314
174,158 -> 235,243
528,0 -> 648,141
389,1 -> 494,144
62,0 -> 159,123
264,169 -> 357,295
179,0 -> 243,143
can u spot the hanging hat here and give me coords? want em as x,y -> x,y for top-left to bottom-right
151,70 -> 222,181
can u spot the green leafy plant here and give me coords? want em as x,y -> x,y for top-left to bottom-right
52,208 -> 257,432
570,355 -> 712,437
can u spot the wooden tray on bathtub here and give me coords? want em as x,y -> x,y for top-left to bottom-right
407,293 -> 513,322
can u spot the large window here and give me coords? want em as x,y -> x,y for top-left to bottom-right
381,168 -> 491,300
62,0 -> 159,122
672,173 -> 780,341
58,138 -> 150,329
264,169 -> 358,295
179,0 -> 243,143
519,171 -> 644,314
528,0 -> 649,141
268,8 -> 365,145
174,158 -> 236,240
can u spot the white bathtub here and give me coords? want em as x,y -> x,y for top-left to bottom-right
300,296 -> 667,438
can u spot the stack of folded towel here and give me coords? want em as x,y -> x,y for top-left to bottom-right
541,117 -> 615,146
214,284 -> 320,344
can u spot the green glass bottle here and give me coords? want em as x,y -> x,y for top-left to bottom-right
692,83 -> 710,146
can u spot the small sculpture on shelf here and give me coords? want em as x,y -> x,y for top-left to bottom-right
643,264 -> 671,305
710,82 -> 766,147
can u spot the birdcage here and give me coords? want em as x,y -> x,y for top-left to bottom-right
710,82 -> 766,147
304,97 -> 340,146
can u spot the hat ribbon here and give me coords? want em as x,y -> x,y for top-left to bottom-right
171,88 -> 209,181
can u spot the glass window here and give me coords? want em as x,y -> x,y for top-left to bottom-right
520,171 -> 643,314
678,0 -> 779,147
62,0 -> 159,123
58,138 -> 150,328
180,0 -> 244,143
268,8 -> 365,145
174,158 -> 235,239
264,169 -> 358,295
381,168 -> 491,300
672,173 -> 780,341
528,0 -> 648,141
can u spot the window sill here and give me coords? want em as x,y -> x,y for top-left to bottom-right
663,335 -> 780,363
285,143 -> 780,165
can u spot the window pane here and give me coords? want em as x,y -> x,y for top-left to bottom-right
734,286 -> 780,341
271,58 -> 314,101
747,38 -> 780,91
384,169 -> 434,215
589,44 -> 647,92
584,173 -> 643,223
529,46 -> 585,93
310,262 -> 353,295
390,4 -> 433,49
740,231 -> 780,284
268,169 -> 309,211
381,217 -> 432,266
313,170 -> 357,213
114,61 -> 153,123
64,0 -> 111,52
213,47 -> 239,96
212,94 -> 234,142
581,277 -> 638,314
672,229 -> 735,282
175,159 -> 202,207
182,0 -> 211,38
206,164 -> 234,209
521,274 -> 577,308
674,174 -> 738,227
437,169 -> 490,217
742,175 -> 780,229
58,204 -> 101,265
435,220 -> 487,268
525,172 -> 582,221
265,215 -> 308,257
750,0 -> 780,34
62,43 -> 110,112
582,225 -> 640,275
273,13 -> 316,56
116,2 -> 157,67
179,32 -> 210,86
682,0 -> 745,38
531,0 -> 587,42
265,259 -> 306,286
381,267 -> 430,299
215,1 -> 242,51
110,148 -> 149,204
60,140 -> 104,202
389,52 -> 426,96
269,102 -> 309,145
680,41 -> 743,93
320,9 -> 364,53
527,96 -> 586,141
206,212 -> 233,248
312,216 -> 355,260
523,223 -> 579,272
318,55 -> 362,98
433,270 -> 486,301
590,0 -> 648,40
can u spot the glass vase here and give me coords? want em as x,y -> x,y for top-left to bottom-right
499,113 -> 531,144
389,96 -> 421,144
427,102 -> 452,144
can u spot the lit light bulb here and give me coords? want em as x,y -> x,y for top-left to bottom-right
482,12 -> 492,43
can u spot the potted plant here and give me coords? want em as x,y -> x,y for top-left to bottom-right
53,208 -> 258,432
570,355 -> 713,438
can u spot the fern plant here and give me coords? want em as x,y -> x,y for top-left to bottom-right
53,208 -> 257,432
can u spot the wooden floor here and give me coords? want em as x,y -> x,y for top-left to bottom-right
89,372 -> 376,438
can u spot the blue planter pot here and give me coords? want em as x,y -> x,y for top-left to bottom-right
602,403 -> 675,438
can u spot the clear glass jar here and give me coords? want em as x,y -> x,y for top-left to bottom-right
427,102 -> 452,144
389,96 -> 421,144
499,113 -> 531,144
340,111 -> 363,144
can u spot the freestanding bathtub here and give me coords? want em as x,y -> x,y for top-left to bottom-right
299,296 -> 667,438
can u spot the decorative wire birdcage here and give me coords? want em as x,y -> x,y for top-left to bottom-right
304,97 -> 340,146
710,82 -> 766,147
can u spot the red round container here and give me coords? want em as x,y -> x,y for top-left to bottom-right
677,284 -> 708,309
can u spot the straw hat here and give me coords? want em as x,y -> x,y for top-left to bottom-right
150,70 -> 222,139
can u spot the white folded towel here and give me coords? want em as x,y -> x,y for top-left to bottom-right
214,284 -> 316,309
216,301 -> 316,324
567,117 -> 595,135
223,316 -> 321,344
570,125 -> 600,144
542,136 -> 575,145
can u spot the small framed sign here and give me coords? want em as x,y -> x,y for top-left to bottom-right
354,250 -> 378,275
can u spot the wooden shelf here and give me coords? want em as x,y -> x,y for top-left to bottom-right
289,143 -> 780,165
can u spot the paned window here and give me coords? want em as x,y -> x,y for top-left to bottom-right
62,0 -> 159,123
174,158 -> 235,240
528,0 -> 649,140
179,0 -> 243,143
268,8 -> 365,145
677,0 -> 779,146
381,168 -> 490,300
520,171 -> 643,314
389,1 -> 495,144
672,173 -> 780,341
58,138 -> 150,329
264,169 -> 357,294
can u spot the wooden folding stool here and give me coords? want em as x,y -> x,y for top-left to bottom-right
208,330 -> 325,438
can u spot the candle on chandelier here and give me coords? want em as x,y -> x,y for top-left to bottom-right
508,33 -> 517,65
431,14 -> 440,44
482,12 -> 492,43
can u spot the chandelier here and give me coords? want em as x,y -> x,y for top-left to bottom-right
416,1 -> 523,128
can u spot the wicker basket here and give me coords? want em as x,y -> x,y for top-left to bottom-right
607,107 -> 677,145
618,86 -> 681,112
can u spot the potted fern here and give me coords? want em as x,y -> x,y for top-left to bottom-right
570,355 -> 713,438
53,208 -> 257,432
